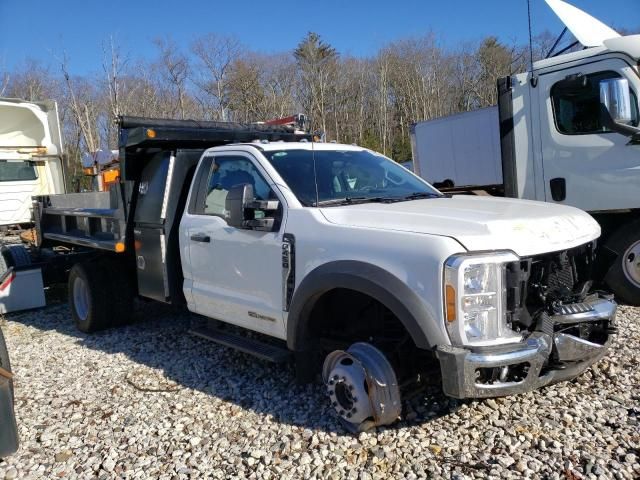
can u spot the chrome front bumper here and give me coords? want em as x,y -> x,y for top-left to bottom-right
436,296 -> 617,399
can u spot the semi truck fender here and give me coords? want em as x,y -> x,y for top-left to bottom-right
286,260 -> 441,352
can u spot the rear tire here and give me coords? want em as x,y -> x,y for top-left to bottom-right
69,262 -> 111,333
604,222 -> 640,306
68,258 -> 135,333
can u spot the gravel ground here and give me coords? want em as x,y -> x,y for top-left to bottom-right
0,297 -> 638,479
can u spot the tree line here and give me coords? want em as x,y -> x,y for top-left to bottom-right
0,30 -> 575,184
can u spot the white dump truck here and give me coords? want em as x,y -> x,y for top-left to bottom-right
411,0 -> 640,305
0,115 -> 617,431
0,97 -> 65,228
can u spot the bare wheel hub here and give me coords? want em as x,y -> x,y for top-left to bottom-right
323,342 -> 401,431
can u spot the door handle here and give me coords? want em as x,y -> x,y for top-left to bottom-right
190,233 -> 211,243
549,178 -> 566,201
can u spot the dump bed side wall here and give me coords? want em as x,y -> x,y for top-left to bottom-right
411,107 -> 503,188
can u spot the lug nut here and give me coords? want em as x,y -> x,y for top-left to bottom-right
332,402 -> 338,407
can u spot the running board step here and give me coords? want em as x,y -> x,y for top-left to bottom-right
189,326 -> 291,363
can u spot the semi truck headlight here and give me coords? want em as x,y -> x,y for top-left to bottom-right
444,252 -> 521,346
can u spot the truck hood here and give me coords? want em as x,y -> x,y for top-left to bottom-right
545,0 -> 620,48
320,196 -> 600,257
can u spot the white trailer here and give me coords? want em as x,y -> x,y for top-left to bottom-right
0,98 -> 65,227
411,107 -> 502,189
410,0 -> 640,304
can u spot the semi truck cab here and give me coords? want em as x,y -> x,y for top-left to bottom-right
411,1 -> 640,305
0,98 -> 65,227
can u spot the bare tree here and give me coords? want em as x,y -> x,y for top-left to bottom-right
191,34 -> 243,121
153,38 -> 189,119
294,32 -> 339,136
4,60 -> 57,101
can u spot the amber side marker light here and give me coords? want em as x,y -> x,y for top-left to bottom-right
146,128 -> 156,138
115,242 -> 126,253
445,284 -> 457,322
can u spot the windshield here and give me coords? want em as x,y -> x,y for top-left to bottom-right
263,149 -> 441,206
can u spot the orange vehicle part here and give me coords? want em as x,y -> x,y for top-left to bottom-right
101,168 -> 120,190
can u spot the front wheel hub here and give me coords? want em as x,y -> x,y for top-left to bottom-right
322,343 -> 401,431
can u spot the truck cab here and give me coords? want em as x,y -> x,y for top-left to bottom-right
177,140 -> 617,431
507,37 -> 639,210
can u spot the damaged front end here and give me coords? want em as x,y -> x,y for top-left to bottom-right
437,242 -> 617,398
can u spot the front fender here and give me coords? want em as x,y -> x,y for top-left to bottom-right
286,260 -> 447,351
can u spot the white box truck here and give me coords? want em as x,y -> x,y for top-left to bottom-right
0,98 -> 65,228
411,0 -> 640,305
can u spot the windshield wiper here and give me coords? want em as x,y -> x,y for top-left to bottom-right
398,192 -> 442,201
315,196 -> 396,207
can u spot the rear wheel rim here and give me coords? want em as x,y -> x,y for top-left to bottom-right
622,240 -> 640,288
73,276 -> 90,321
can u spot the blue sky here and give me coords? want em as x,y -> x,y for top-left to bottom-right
0,0 -> 638,74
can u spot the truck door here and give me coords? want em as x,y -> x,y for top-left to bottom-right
537,58 -> 640,211
180,152 -> 286,339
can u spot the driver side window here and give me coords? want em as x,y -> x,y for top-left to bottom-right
202,155 -> 274,219
551,71 -> 639,135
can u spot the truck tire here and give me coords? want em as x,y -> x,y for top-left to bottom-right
68,262 -> 113,333
68,258 -> 135,332
0,245 -> 31,275
604,222 -> 640,306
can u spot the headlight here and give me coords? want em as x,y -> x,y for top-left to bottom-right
444,252 -> 521,346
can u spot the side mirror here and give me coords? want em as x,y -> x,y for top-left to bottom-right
600,78 -> 633,124
225,183 -> 254,229
225,183 -> 280,231
599,78 -> 640,143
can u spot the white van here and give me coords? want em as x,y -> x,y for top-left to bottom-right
0,98 -> 65,227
